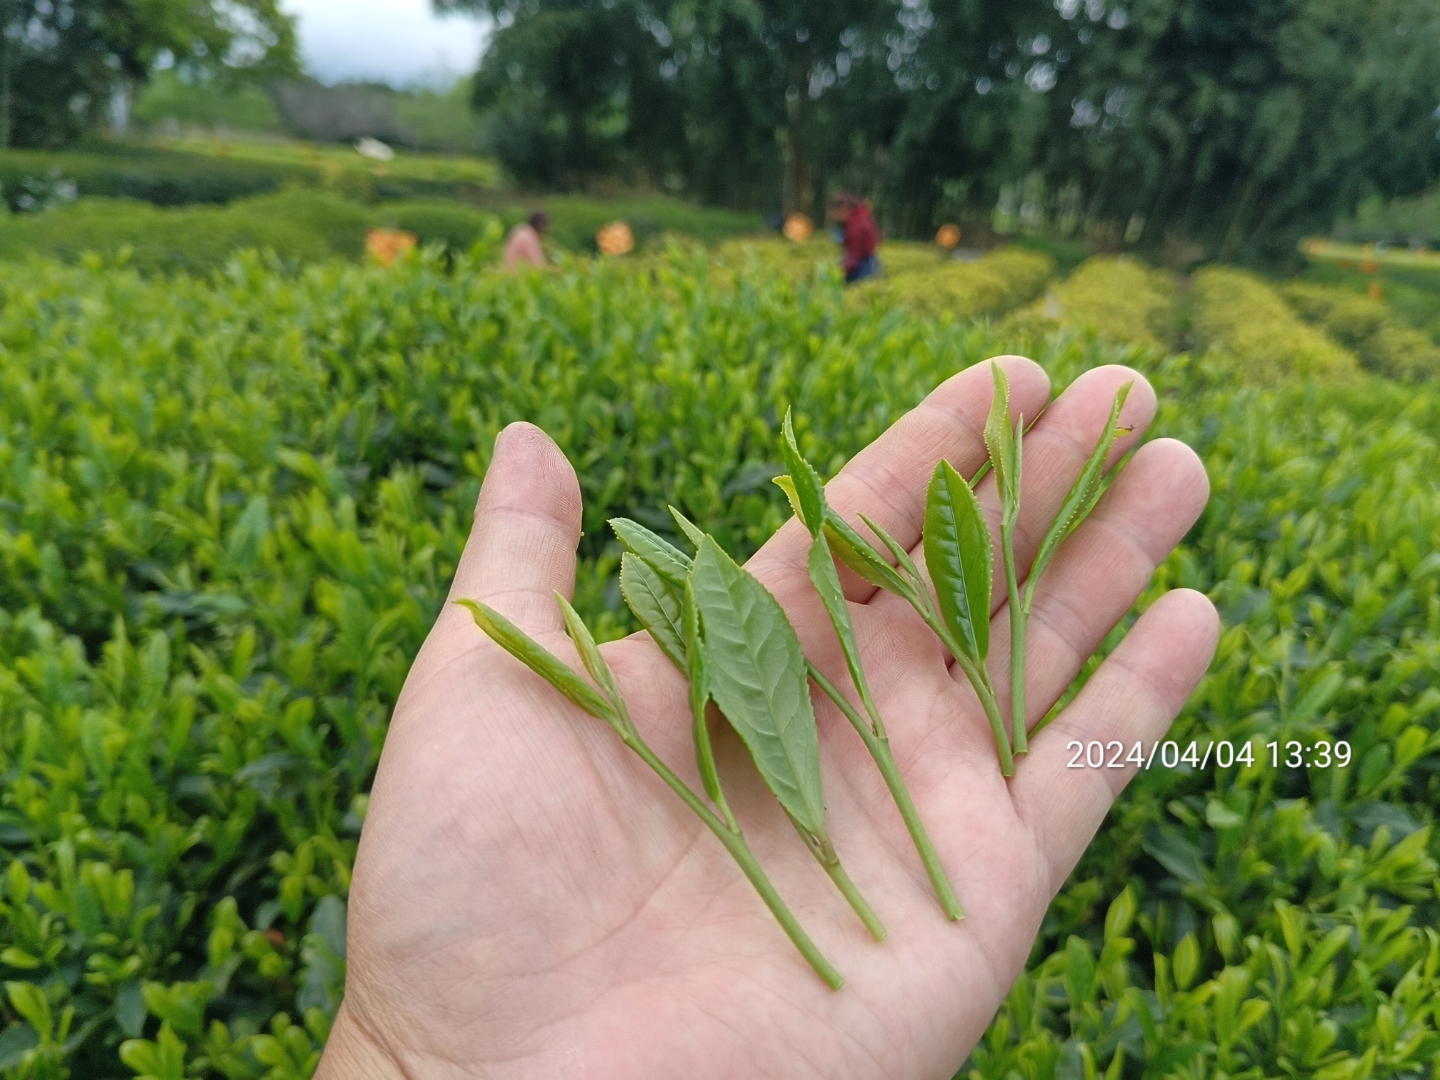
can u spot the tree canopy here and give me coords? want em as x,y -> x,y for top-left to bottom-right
444,0 -> 1440,259
0,0 -> 298,148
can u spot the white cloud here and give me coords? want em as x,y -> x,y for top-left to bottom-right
280,0 -> 491,86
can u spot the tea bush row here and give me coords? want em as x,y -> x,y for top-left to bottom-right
1000,257 -> 1179,352
0,248 -> 1436,1078
1283,282 -> 1440,382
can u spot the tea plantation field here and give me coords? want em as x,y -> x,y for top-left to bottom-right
0,246 -> 1437,1079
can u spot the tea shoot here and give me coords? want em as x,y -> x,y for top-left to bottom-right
458,595 -> 844,989
615,516 -> 887,942
778,412 -> 963,920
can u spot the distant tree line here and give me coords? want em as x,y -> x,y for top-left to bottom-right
438,0 -> 1440,260
0,0 -> 297,148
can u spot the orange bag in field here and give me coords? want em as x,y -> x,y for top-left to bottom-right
783,212 -> 814,242
366,227 -> 418,267
597,221 -> 634,256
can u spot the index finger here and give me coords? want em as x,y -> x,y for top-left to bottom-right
747,355 -> 1050,600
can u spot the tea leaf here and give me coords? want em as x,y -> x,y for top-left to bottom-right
806,537 -> 879,725
824,510 -> 917,601
682,580 -> 724,809
773,474 -> 805,519
689,536 -> 826,834
780,409 -> 825,534
557,593 -> 625,715
986,363 -> 1026,753
857,512 -> 929,598
668,506 -> 707,552
456,599 -> 619,727
984,363 -> 1021,530
924,460 -> 992,664
610,517 -> 691,588
619,552 -> 686,669
1029,382 -> 1132,586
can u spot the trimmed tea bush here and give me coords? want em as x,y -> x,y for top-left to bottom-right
0,248 -> 1436,1078
1283,282 -> 1440,381
860,246 -> 1055,319
1193,268 -> 1360,383
1001,255 -> 1178,351
0,192 -> 505,274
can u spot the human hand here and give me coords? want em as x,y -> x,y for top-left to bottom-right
316,358 -> 1217,1080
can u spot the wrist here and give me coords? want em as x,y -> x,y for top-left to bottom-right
315,1001 -> 408,1080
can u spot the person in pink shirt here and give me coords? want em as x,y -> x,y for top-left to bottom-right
504,211 -> 549,270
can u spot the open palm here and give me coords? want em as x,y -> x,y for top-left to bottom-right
317,357 -> 1218,1080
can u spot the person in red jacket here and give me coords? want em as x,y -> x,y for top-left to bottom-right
829,193 -> 881,283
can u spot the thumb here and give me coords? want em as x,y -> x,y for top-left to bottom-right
445,421 -> 582,634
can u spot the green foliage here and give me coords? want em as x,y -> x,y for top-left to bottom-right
444,0 -> 1440,250
0,148 -> 292,211
1282,282 -> 1440,382
392,82 -> 486,155
0,1 -> 298,149
0,191 -> 372,273
131,72 -> 283,135
0,191 -> 506,273
1001,256 -> 1178,352
0,142 -> 502,215
724,239 -> 1056,321
1193,267 -> 1360,384
0,243 -> 1437,1075
517,195 -> 765,252
1334,188 -> 1440,246
868,247 -> 1056,320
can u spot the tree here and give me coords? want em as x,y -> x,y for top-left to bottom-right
448,0 -> 1440,254
0,0 -> 298,149
1034,0 -> 1440,260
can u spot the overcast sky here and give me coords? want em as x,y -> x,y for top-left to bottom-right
280,0 -> 491,87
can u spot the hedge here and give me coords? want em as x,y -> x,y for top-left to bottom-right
1000,256 -> 1179,352
1192,268 -> 1360,384
0,249 -> 1437,1078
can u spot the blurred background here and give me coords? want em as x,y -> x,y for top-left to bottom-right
2,0 -> 1438,265
3,5 -> 1440,1080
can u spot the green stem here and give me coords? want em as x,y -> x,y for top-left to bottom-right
625,737 -> 844,989
1003,521 -> 1027,756
914,607 -> 1015,777
787,812 -> 887,941
823,855 -> 888,942
956,655 -> 1014,777
807,663 -> 962,920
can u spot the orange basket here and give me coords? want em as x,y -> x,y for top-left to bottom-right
597,221 -> 635,256
366,228 -> 418,267
782,212 -> 814,242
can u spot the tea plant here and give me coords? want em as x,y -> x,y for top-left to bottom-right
0,246 -> 1435,1076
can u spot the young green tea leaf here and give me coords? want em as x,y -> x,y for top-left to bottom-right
456,599 -> 619,727
668,506 -> 707,552
610,517 -> 691,588
689,537 -> 827,834
857,513 -> 930,598
619,552 -> 687,669
780,409 -> 826,535
805,536 -> 881,730
823,510 -> 917,601
924,460 -> 992,663
773,474 -> 805,520
682,581 -> 724,809
984,363 -> 1020,529
984,364 -> 1019,515
557,593 -> 626,716
1029,382 -> 1132,587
